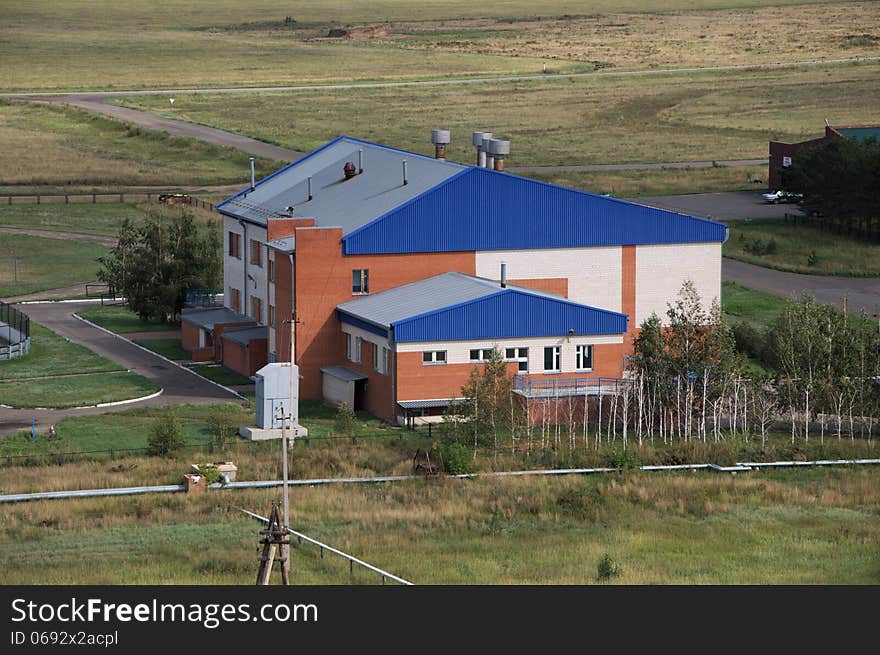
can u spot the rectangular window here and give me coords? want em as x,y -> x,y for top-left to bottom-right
576,344 -> 593,371
268,258 -> 275,283
469,348 -> 495,362
543,345 -> 561,372
505,346 -> 529,372
229,287 -> 241,313
382,347 -> 390,375
372,342 -> 380,371
268,304 -> 275,326
250,239 -> 262,267
251,296 -> 262,323
422,350 -> 447,365
346,334 -> 362,363
228,232 -> 240,259
352,269 -> 369,295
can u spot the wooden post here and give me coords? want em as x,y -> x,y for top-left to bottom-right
92,193 -> 96,204
65,195 -> 69,204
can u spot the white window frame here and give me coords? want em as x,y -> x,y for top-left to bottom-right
505,347 -> 529,373
382,347 -> 390,375
352,269 -> 369,295
347,334 -> 362,364
422,350 -> 447,365
576,344 -> 594,372
469,348 -> 495,362
543,345 -> 561,373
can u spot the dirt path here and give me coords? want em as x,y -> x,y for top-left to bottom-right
0,227 -> 117,247
0,302 -> 241,435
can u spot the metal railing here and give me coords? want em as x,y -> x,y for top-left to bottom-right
513,375 -> 633,399
0,301 -> 30,359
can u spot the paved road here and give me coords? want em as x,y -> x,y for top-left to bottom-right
630,191 -> 801,221
0,302 -> 242,435
512,159 -> 767,174
722,259 -> 880,315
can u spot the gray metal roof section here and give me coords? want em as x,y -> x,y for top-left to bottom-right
337,272 -> 560,328
320,365 -> 368,381
266,236 -> 295,253
181,307 -> 254,330
218,137 -> 466,233
221,326 -> 267,345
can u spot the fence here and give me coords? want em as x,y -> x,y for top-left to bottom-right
513,375 -> 633,399
1,193 -> 216,212
0,301 -> 30,359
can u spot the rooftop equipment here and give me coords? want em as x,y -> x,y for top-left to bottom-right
431,129 -> 451,160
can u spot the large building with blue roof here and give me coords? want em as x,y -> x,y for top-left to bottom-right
183,132 -> 727,422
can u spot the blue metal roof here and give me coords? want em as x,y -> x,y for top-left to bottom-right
336,272 -> 627,343
342,166 -> 727,254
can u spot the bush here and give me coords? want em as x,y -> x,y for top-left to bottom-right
597,553 -> 620,581
333,402 -> 357,438
732,321 -> 766,360
208,406 -> 238,452
146,412 -> 184,456
437,440 -> 474,475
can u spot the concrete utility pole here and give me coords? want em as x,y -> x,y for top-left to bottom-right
279,312 -> 300,583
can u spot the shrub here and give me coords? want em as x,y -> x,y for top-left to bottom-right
146,412 -> 184,456
807,250 -> 819,266
437,440 -> 474,475
208,406 -> 238,452
333,402 -> 357,438
597,553 -> 620,581
732,321 -> 766,360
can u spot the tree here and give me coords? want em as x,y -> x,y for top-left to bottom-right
147,411 -> 184,456
98,210 -> 221,323
459,347 -> 516,458
334,402 -> 358,440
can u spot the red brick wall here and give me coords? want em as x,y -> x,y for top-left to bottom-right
222,337 -> 268,377
768,127 -> 840,190
396,352 -> 519,404
334,338 -> 394,419
181,321 -> 201,352
267,218 -> 316,241
508,277 -> 568,297
213,321 -> 258,363
290,226 -> 476,401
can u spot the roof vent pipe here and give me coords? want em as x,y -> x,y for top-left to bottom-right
500,261 -> 507,288
358,148 -> 364,174
307,176 -> 313,201
487,139 -> 510,172
431,129 -> 451,160
473,131 -> 492,167
249,157 -> 255,190
343,162 -> 356,179
402,160 -> 408,186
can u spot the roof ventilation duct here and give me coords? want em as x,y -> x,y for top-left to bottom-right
431,129 -> 451,160
343,162 -> 357,180
472,131 -> 492,167
486,139 -> 510,172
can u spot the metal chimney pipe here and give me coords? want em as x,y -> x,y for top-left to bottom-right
500,261 -> 507,288
307,176 -> 313,201
402,160 -> 408,186
473,131 -> 492,168
431,129 -> 451,160
249,157 -> 255,190
358,149 -> 364,174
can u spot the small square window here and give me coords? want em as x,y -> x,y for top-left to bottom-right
422,350 -> 447,365
543,346 -> 561,372
576,344 -> 594,371
352,269 -> 369,295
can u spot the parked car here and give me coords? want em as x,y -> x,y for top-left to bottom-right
762,190 -> 802,204
158,193 -> 192,205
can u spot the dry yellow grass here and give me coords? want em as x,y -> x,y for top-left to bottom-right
388,2 -> 880,69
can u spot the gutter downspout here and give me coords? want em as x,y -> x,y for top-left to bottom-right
238,219 -> 248,317
389,326 -> 396,424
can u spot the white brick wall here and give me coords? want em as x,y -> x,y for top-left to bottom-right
396,335 -> 623,375
635,243 -> 721,325
223,216 -> 268,321
476,246 -> 623,312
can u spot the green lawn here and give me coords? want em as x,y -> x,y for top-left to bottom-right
529,165 -> 761,198
0,371 -> 159,409
113,62 -> 880,167
134,338 -> 189,361
0,203 -> 150,237
0,1 -> 867,92
0,467 -> 877,584
76,305 -> 175,334
0,233 -> 107,298
0,322 -> 122,380
724,219 -> 880,277
721,281 -> 788,331
0,101 -> 281,187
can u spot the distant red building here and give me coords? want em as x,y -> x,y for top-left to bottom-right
769,124 -> 880,190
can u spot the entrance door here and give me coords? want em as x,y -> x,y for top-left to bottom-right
353,379 -> 367,412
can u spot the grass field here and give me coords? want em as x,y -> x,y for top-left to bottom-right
530,165 -> 762,197
0,466 -> 877,584
115,62 -> 880,166
134,338 -> 190,361
724,219 -> 880,277
76,305 -> 175,333
721,281 -> 788,330
0,203 -> 150,237
0,101 -> 281,187
0,234 -> 107,299
1,1 -> 873,92
186,363 -> 254,386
